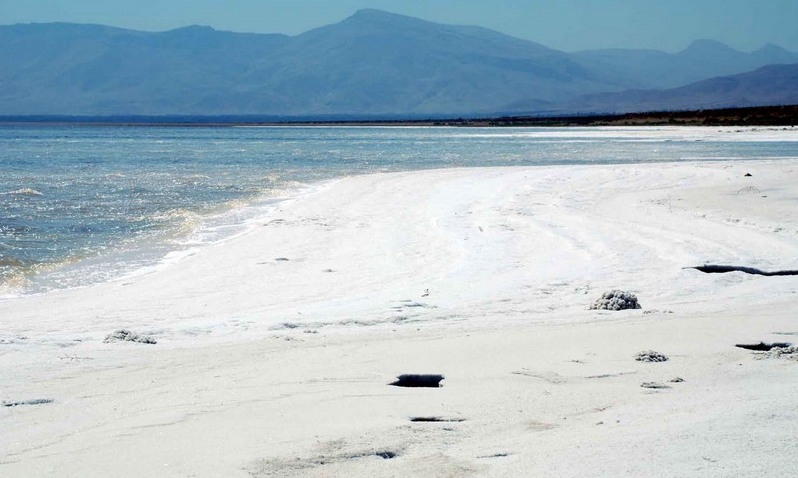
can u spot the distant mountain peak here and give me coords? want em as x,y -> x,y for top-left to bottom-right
351,8 -> 397,18
682,39 -> 736,54
167,25 -> 216,34
337,8 -> 553,52
345,8 -> 417,22
756,43 -> 789,54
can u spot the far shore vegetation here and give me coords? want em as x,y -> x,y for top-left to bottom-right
1,104 -> 796,128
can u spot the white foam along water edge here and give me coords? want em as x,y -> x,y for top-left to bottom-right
0,178 -> 331,301
679,155 -> 798,161
445,126 -> 798,141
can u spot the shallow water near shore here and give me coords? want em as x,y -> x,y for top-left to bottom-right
1,124 -> 797,296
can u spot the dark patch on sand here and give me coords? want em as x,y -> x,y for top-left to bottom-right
735,342 -> 792,351
689,265 -> 798,276
390,374 -> 444,388
3,398 -> 53,407
641,382 -> 671,389
409,416 -> 466,423
373,451 -> 397,459
248,448 -> 401,476
586,371 -> 637,379
478,453 -> 512,459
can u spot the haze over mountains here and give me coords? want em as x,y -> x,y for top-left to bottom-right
1,9 -> 796,117
569,63 -> 798,114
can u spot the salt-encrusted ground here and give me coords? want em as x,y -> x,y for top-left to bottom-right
2,158 -> 797,477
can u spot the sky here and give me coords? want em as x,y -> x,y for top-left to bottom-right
1,0 -> 796,53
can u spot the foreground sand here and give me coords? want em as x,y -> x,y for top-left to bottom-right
2,159 -> 798,477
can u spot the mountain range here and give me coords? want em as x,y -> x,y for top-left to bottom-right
568,63 -> 798,114
1,9 -> 796,117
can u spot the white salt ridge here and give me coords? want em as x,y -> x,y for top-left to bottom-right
450,125 -> 798,142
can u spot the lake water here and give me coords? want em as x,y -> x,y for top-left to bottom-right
2,125 -> 797,297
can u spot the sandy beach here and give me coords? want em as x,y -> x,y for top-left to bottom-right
2,159 -> 798,477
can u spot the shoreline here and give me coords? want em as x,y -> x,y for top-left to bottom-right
5,122 -> 798,300
3,158 -> 798,339
2,104 -> 798,127
2,160 -> 798,476
0,176 -> 336,300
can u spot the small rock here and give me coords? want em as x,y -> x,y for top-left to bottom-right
390,374 -> 444,388
104,329 -> 157,345
635,350 -> 668,362
590,290 -> 641,311
669,377 -> 685,383
736,342 -> 792,352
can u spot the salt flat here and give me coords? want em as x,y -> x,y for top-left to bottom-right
2,159 -> 797,477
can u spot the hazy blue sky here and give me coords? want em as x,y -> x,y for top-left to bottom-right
1,0 -> 796,52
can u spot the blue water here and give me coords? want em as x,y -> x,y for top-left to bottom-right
1,125 -> 796,296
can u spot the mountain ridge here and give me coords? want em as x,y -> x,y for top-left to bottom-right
563,63 -> 798,114
0,9 -> 796,116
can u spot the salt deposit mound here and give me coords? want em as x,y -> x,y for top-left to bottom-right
590,290 -> 642,311
635,350 -> 669,362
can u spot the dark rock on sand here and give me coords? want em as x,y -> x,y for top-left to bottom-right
635,351 -> 669,362
590,290 -> 642,310
735,342 -> 792,351
104,329 -> 157,344
390,374 -> 444,388
690,265 -> 798,276
409,416 -> 466,422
